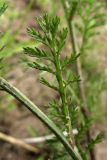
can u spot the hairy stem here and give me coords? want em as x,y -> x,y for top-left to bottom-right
54,52 -> 74,146
0,77 -> 81,160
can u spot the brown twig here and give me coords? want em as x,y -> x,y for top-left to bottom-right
0,132 -> 38,153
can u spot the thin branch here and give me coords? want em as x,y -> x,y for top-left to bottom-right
60,1 -> 96,160
70,20 -> 96,160
0,132 -> 37,153
24,129 -> 78,144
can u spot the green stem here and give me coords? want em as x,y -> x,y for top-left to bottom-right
0,77 -> 81,160
54,53 -> 73,145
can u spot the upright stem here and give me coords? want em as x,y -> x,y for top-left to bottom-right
61,1 -> 95,160
54,52 -> 74,146
70,20 -> 96,160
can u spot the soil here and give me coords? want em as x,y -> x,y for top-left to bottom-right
0,0 -> 107,160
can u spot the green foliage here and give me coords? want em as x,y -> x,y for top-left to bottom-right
24,14 -> 81,159
0,2 -> 7,76
0,1 -> 36,58
0,32 -> 35,58
61,0 -> 107,159
0,1 -> 7,16
24,14 -> 74,130
47,141 -> 71,160
87,132 -> 104,151
75,0 -> 106,54
74,0 -> 107,121
24,0 -> 107,157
